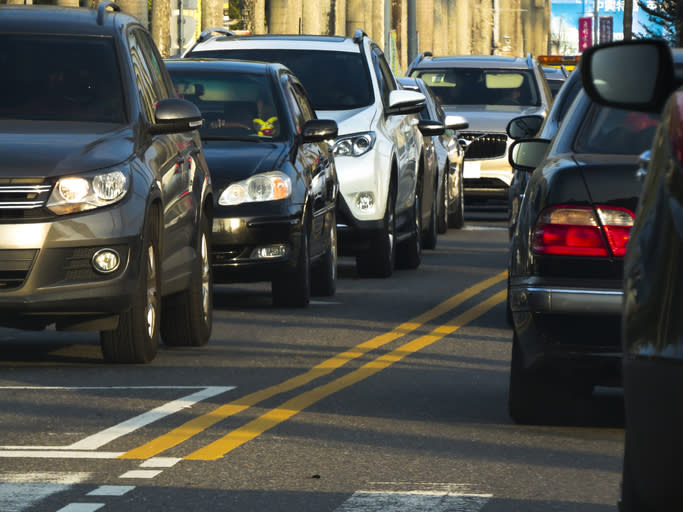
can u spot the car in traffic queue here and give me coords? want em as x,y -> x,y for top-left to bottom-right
181,29 -> 428,278
506,81 -> 660,424
542,65 -> 570,98
397,76 -> 469,237
406,53 -> 552,209
165,58 -> 339,307
580,40 -> 683,512
0,2 -> 214,363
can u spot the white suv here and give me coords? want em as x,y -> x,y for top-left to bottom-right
184,29 -> 427,277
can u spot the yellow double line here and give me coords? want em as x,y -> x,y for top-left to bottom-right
122,270 -> 507,461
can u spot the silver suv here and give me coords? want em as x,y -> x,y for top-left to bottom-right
183,29 -> 427,278
407,53 -> 552,206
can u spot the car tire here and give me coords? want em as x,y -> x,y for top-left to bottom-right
161,213 -> 213,347
100,209 -> 161,364
506,275 -> 513,326
356,184 -> 396,278
448,169 -> 465,229
311,211 -> 337,297
437,169 -> 449,234
397,189 -> 422,269
422,182 -> 438,250
272,220 -> 310,307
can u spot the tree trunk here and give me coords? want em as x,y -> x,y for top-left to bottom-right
202,0 -> 223,32
118,0 -> 148,26
151,0 -> 171,58
623,0 -> 633,40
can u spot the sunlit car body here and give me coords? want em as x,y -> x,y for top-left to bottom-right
542,65 -> 569,98
397,76 -> 468,238
166,59 -> 339,307
581,41 -> 683,511
507,87 -> 660,424
0,2 -> 213,363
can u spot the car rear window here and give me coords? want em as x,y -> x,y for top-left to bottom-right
186,49 -> 373,111
0,35 -> 126,123
168,69 -> 286,141
410,67 -> 540,107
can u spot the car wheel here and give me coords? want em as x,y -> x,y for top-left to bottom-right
437,169 -> 448,234
311,211 -> 337,297
100,209 -> 160,363
272,220 -> 310,307
161,213 -> 213,347
422,182 -> 438,250
506,275 -> 513,326
397,189 -> 422,269
356,185 -> 396,278
448,168 -> 465,229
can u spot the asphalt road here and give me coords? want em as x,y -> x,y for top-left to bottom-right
0,211 -> 625,512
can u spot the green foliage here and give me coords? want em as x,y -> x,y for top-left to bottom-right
636,0 -> 681,45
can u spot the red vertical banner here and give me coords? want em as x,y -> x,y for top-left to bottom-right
579,16 -> 593,52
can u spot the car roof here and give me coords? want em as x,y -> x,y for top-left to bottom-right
188,33 -> 360,54
543,66 -> 569,79
0,4 -> 132,35
412,54 -> 534,70
165,58 -> 277,76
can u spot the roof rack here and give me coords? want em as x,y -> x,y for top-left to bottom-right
96,0 -> 120,25
526,53 -> 534,68
406,51 -> 432,75
181,27 -> 236,58
353,28 -> 367,44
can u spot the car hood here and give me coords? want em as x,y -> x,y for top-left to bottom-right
201,139 -> 288,189
443,105 -> 544,133
316,106 -> 376,137
0,122 -> 133,178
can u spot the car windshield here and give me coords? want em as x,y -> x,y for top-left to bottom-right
0,35 -> 125,123
574,104 -> 660,155
410,67 -> 540,106
189,49 -> 373,111
169,69 -> 286,141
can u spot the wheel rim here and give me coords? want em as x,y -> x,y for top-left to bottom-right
200,232 -> 211,322
145,244 -> 158,339
442,173 -> 449,225
330,222 -> 337,282
387,196 -> 395,254
414,193 -> 421,251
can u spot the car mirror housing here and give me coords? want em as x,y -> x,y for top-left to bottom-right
302,119 -> 338,142
150,98 -> 203,135
580,40 -> 674,113
418,119 -> 445,136
507,114 -> 544,140
508,138 -> 551,172
385,89 -> 426,116
444,114 -> 469,131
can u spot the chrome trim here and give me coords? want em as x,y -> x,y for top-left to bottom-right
509,286 -> 623,315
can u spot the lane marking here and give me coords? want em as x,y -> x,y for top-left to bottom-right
121,272 -> 507,460
186,290 -> 506,461
334,490 -> 491,512
0,451 -> 122,459
0,473 -> 91,512
118,470 -> 162,479
139,457 -> 180,468
56,505 -> 104,512
87,486 -> 135,496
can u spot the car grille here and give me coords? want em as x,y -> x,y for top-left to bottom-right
0,249 -> 38,290
460,132 -> 508,159
0,180 -> 54,220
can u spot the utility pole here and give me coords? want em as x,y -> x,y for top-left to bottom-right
407,0 -> 417,63
593,0 -> 599,46
623,0 -> 632,39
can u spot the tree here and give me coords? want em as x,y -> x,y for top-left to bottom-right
636,0 -> 681,45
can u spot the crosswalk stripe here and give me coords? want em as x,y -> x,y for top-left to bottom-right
334,490 -> 491,511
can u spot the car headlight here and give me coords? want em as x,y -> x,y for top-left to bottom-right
218,171 -> 292,206
46,167 -> 130,215
333,132 -> 376,157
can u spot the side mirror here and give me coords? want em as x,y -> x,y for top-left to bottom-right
386,89 -> 426,116
444,114 -> 469,131
580,40 -> 674,113
506,114 -> 544,140
302,119 -> 338,142
151,98 -> 203,134
508,138 -> 551,172
418,119 -> 445,136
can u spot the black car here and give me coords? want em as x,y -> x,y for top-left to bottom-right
397,76 -> 469,237
581,41 -> 683,511
0,2 -> 213,363
506,84 -> 660,424
542,65 -> 569,98
165,59 -> 339,307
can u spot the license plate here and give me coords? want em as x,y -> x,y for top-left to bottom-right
463,161 -> 481,179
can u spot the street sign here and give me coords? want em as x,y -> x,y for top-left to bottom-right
578,16 -> 592,51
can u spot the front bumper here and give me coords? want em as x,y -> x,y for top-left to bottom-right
463,154 -> 513,198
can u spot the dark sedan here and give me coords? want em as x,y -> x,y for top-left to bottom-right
581,41 -> 683,511
166,59 -> 338,307
506,86 -> 660,424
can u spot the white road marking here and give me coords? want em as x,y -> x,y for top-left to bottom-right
139,457 -> 181,468
87,486 -> 135,496
463,225 -> 507,231
118,470 -> 162,479
0,473 -> 90,512
334,490 -> 491,512
309,300 -> 342,305
56,505 -> 104,512
0,451 -> 123,459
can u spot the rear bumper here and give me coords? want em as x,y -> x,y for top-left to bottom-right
509,285 -> 623,315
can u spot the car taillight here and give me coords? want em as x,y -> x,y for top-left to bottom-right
532,205 -> 634,257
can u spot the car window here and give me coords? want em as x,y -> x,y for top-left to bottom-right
169,69 -> 285,140
372,47 -> 397,106
0,34 -> 125,123
411,67 -> 540,106
189,49 -> 373,111
574,104 -> 660,155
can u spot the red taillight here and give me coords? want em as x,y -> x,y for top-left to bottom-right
533,205 -> 634,257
